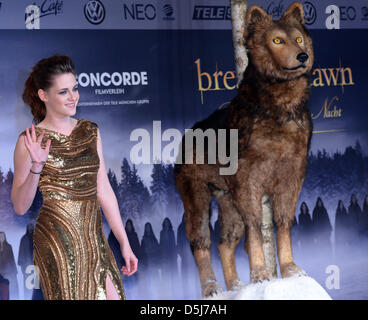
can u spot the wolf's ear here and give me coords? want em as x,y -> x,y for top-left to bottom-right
282,2 -> 305,25
245,5 -> 269,39
245,5 -> 268,28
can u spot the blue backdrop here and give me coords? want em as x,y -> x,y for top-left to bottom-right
0,0 -> 367,300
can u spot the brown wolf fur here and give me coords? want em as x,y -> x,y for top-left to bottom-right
174,2 -> 314,297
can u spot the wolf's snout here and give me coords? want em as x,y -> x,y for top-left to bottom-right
297,52 -> 309,63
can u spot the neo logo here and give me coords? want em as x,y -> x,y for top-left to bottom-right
123,4 -> 156,20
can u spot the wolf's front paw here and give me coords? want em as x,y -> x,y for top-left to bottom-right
201,279 -> 223,298
228,278 -> 245,291
250,266 -> 273,283
280,262 -> 307,278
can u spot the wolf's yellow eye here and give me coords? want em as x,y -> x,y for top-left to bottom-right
296,37 -> 303,43
273,38 -> 282,44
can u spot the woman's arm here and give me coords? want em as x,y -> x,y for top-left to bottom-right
11,126 -> 50,215
96,127 -> 138,276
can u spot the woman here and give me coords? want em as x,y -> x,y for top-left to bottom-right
159,217 -> 178,298
11,55 -> 137,300
312,197 -> 332,248
347,194 -> 361,244
140,222 -> 160,299
18,222 -> 35,300
159,218 -> 177,275
0,232 -> 18,300
140,223 -> 160,271
359,195 -> 368,239
334,200 -> 350,255
298,202 -> 313,251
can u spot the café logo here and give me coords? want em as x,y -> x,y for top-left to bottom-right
25,0 -> 63,29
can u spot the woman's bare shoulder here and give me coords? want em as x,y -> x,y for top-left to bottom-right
18,129 -> 27,138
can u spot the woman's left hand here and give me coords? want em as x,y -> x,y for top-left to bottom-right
121,247 -> 138,276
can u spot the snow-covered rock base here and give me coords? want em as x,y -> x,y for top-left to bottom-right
205,276 -> 332,300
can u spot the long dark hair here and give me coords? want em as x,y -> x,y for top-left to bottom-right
22,54 -> 76,124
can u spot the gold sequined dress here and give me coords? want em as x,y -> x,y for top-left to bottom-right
19,118 -> 125,300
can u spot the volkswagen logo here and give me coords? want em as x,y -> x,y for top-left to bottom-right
84,0 -> 105,25
303,1 -> 317,25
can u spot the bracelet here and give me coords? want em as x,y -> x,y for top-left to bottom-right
30,169 -> 42,174
31,160 -> 46,165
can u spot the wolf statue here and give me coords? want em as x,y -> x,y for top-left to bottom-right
174,2 -> 314,297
